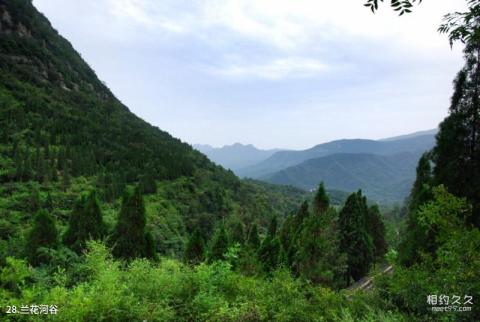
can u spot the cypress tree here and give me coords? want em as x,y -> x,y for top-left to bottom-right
398,153 -> 435,266
313,182 -> 330,215
433,44 -> 480,227
184,228 -> 205,264
208,224 -> 229,262
338,191 -> 374,284
257,216 -> 281,272
26,209 -> 58,265
112,187 -> 154,259
366,205 -> 387,262
63,191 -> 107,253
295,208 -> 346,287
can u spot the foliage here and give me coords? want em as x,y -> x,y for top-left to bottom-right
63,191 -> 107,253
26,209 -> 58,265
111,187 -> 155,260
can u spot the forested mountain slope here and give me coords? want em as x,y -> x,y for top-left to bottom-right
0,0 -> 306,259
264,151 -> 421,203
238,134 -> 435,178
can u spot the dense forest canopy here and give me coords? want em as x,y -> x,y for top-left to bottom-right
0,0 -> 478,321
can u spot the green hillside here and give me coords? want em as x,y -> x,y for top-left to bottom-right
265,152 -> 421,204
0,0 -> 306,260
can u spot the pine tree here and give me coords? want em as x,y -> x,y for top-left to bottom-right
184,229 -> 205,264
63,191 -> 107,253
338,191 -> 374,284
257,216 -> 281,272
313,182 -> 330,215
433,44 -> 480,227
366,205 -> 387,262
112,187 -> 155,259
294,208 -> 346,287
208,224 -> 229,262
398,152 -> 435,266
26,209 -> 58,265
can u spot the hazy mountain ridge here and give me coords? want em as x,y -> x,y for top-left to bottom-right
237,133 -> 436,179
194,143 -> 283,171
264,151 -> 424,203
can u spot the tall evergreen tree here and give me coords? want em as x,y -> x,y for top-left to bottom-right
398,153 -> 435,266
112,187 -> 155,259
184,228 -> 205,265
63,191 -> 107,253
208,224 -> 229,262
366,205 -> 387,262
257,216 -> 281,272
338,191 -> 374,284
295,208 -> 346,287
433,42 -> 480,227
313,182 -> 330,215
26,209 -> 58,265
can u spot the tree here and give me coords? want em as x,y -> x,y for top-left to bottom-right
364,0 -> 423,16
294,208 -> 346,288
432,46 -> 480,227
26,209 -> 58,265
313,182 -> 330,215
208,224 -> 229,262
408,152 -> 434,213
184,229 -> 205,265
112,187 -> 155,260
366,205 -> 388,262
398,153 -> 435,266
338,191 -> 374,284
229,220 -> 245,245
257,216 -> 281,272
63,191 -> 107,253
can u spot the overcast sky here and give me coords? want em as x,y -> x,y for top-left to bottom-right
33,0 -> 467,150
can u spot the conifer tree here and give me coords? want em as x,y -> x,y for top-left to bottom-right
338,191 -> 374,284
63,191 -> 107,253
399,153 -> 435,266
26,209 -> 58,265
208,224 -> 229,262
112,187 -> 155,259
433,46 -> 480,227
257,216 -> 281,272
295,208 -> 346,287
366,205 -> 387,262
184,228 -> 205,264
313,182 -> 330,215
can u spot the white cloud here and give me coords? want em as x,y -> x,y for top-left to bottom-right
213,57 -> 328,80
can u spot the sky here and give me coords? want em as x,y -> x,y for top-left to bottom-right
33,0 -> 468,150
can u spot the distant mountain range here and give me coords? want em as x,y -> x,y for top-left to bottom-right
193,143 -> 283,171
237,132 -> 436,179
265,151 -> 421,204
197,129 -> 437,204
